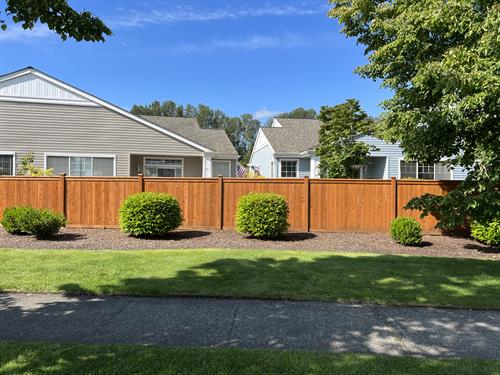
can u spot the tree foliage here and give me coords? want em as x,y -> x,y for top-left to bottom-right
265,107 -> 317,126
0,0 -> 112,41
316,99 -> 375,178
329,0 -> 500,228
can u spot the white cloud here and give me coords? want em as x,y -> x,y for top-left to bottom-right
168,33 -> 308,54
108,3 -> 327,28
0,24 -> 52,42
253,108 -> 281,121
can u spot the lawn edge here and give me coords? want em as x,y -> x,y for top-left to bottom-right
2,290 -> 499,311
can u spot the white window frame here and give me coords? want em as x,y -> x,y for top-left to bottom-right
212,160 -> 231,177
397,158 -> 453,180
0,151 -> 16,176
143,157 -> 184,178
279,159 -> 299,178
44,153 -> 117,177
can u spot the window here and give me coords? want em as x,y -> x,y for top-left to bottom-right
213,161 -> 231,177
47,155 -> 115,176
144,158 -> 183,177
0,154 -> 14,176
280,160 -> 298,178
400,161 -> 451,180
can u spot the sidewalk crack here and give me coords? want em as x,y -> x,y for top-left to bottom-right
224,301 -> 241,346
378,307 -> 413,354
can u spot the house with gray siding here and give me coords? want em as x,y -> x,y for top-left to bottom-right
0,67 -> 238,178
249,118 -> 468,180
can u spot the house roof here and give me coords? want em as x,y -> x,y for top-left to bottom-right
262,118 -> 321,153
0,67 -> 212,153
141,116 -> 239,157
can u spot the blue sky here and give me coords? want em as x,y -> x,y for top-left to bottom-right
0,0 -> 390,120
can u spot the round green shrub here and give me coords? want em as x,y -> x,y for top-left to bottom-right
29,209 -> 66,239
1,206 -> 37,235
390,216 -> 422,246
471,218 -> 500,246
119,192 -> 183,237
236,192 -> 289,239
1,206 -> 66,238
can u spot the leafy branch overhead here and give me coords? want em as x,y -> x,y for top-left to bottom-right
329,0 -> 500,228
0,0 -> 112,42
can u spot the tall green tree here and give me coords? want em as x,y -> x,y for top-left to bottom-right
329,0 -> 500,228
1,0 -> 111,41
316,99 -> 375,178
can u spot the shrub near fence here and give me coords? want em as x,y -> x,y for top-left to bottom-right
0,174 -> 459,233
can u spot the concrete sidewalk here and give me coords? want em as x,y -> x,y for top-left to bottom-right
1,293 -> 499,360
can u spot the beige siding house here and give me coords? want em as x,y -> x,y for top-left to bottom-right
0,67 -> 239,178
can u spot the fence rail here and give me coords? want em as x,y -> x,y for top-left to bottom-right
0,175 -> 459,233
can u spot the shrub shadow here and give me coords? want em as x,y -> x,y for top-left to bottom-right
128,231 -> 211,241
244,232 -> 317,242
464,243 -> 499,254
44,233 -> 87,242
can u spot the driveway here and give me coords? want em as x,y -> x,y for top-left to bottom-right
1,293 -> 499,359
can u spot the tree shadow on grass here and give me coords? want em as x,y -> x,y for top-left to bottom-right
0,342 -> 497,375
1,252 -> 500,363
54,254 -> 500,309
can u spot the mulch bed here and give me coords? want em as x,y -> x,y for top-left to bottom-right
0,227 -> 498,259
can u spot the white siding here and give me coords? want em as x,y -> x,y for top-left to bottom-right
250,144 -> 274,177
0,73 -> 91,104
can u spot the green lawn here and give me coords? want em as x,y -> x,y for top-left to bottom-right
1,248 -> 499,308
0,342 -> 499,375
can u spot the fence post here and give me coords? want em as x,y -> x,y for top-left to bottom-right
59,173 -> 66,217
391,177 -> 398,219
137,174 -> 144,193
218,175 -> 224,230
304,176 -> 310,232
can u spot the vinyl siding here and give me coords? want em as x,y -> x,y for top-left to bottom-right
357,135 -> 403,179
451,166 -> 468,180
250,144 -> 274,177
0,101 -> 204,176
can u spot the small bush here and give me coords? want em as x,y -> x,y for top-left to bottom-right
1,206 -> 37,235
236,192 -> 289,239
390,217 -> 422,246
29,209 -> 67,238
119,192 -> 183,237
1,206 -> 66,238
471,218 -> 500,246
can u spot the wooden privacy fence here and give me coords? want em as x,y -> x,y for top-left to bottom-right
0,175 -> 459,233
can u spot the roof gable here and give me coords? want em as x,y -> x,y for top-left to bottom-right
0,70 -> 95,106
0,67 -> 212,153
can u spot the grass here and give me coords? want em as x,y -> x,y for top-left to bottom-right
0,248 -> 499,308
0,342 -> 499,375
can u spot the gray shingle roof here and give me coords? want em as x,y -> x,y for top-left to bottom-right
263,118 -> 321,153
141,116 -> 239,156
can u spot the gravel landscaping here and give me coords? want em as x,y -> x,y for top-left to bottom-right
0,227 -> 497,259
